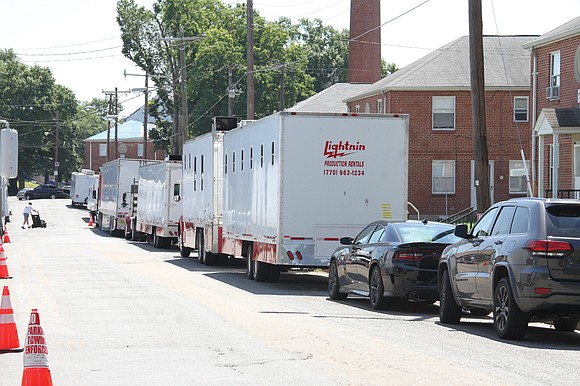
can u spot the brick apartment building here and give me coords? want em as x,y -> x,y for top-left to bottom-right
524,16 -> 580,198
344,35 -> 536,219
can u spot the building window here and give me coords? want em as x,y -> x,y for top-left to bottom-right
509,160 -> 530,194
432,96 -> 455,130
550,51 -> 561,88
99,143 -> 107,157
365,103 -> 370,113
377,99 -> 383,113
432,160 -> 455,194
355,105 -> 360,113
137,143 -> 144,157
514,97 -> 528,122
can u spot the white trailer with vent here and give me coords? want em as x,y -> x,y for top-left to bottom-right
98,158 -> 159,236
131,158 -> 182,248
70,169 -> 99,207
179,111 -> 409,282
179,125 -> 226,265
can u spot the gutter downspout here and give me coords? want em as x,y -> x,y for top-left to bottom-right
531,48 -> 538,197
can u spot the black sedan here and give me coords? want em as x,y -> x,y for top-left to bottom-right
328,220 -> 460,310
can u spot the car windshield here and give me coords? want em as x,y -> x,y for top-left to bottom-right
545,204 -> 580,237
395,223 -> 462,244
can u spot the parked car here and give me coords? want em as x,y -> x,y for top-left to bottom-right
16,187 -> 33,200
438,198 -> 580,340
328,220 -> 460,310
24,184 -> 68,200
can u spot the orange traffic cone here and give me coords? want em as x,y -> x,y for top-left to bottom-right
0,286 -> 23,353
88,213 -> 94,227
0,256 -> 12,279
0,242 -> 5,259
21,309 -> 53,386
3,226 -> 11,243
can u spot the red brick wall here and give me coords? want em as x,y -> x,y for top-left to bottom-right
349,0 -> 382,83
348,89 -> 531,217
83,141 -> 164,173
532,35 -> 580,195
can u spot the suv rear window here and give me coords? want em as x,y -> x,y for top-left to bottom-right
545,204 -> 580,237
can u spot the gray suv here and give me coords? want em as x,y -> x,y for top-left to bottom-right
438,198 -> 580,340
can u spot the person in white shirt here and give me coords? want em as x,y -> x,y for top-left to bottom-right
22,202 -> 36,229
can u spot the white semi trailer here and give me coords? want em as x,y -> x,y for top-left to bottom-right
180,112 -> 409,282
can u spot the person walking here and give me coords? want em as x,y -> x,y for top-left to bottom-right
22,202 -> 36,229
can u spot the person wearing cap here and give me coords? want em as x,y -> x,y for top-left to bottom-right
22,202 -> 36,229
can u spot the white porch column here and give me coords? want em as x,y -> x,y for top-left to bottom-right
552,133 -> 559,198
538,136 -> 544,198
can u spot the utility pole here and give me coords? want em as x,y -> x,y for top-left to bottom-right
279,64 -> 285,111
54,112 -> 60,185
160,33 -> 204,156
114,87 -> 119,159
143,73 -> 149,159
247,0 -> 255,120
469,0 -> 491,213
228,65 -> 233,117
103,89 -> 129,161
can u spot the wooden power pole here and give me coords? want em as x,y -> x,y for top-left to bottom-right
469,0 -> 491,213
247,0 -> 255,120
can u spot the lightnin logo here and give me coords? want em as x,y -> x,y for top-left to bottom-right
323,140 -> 366,158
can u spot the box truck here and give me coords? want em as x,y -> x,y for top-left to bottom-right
70,169 -> 99,207
129,157 -> 182,248
180,112 -> 409,282
98,158 -> 159,236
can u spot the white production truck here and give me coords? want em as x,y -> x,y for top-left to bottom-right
130,157 -> 182,248
98,158 -> 159,236
179,112 -> 409,282
70,169 -> 99,207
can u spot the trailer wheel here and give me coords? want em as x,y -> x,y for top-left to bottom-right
268,266 -> 280,282
180,245 -> 191,258
246,245 -> 255,280
254,258 -> 267,282
197,233 -> 205,264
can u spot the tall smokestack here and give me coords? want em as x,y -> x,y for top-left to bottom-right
349,0 -> 382,83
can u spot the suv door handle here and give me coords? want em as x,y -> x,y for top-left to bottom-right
494,240 -> 503,245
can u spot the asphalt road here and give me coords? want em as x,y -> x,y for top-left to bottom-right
1,197 -> 579,385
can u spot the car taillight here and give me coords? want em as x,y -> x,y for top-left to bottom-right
394,251 -> 419,261
526,240 -> 572,258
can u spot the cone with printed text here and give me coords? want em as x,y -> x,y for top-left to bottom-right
3,225 -> 11,243
21,309 -> 53,386
0,286 -> 23,353
88,213 -> 94,227
0,255 -> 12,279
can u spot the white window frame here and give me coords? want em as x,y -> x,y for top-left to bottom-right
509,160 -> 530,194
354,105 -> 360,113
432,160 -> 455,194
513,96 -> 529,122
99,143 -> 107,157
137,143 -> 144,157
432,96 -> 455,130
377,99 -> 383,113
550,51 -> 561,88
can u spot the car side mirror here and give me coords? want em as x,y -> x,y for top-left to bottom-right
454,224 -> 471,239
340,237 -> 353,245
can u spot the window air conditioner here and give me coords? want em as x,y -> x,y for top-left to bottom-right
546,86 -> 560,101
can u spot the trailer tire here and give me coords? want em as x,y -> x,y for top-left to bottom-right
254,259 -> 267,282
197,233 -> 205,264
246,245 -> 255,280
204,252 -> 215,266
180,245 -> 191,258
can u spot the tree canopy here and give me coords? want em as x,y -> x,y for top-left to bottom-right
0,50 -> 107,185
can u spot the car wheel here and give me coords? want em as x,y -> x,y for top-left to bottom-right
369,266 -> 390,310
439,269 -> 462,324
328,260 -> 348,300
493,277 -> 529,340
50,194 -> 56,199
25,194 -> 31,200
553,318 -> 578,332
246,245 -> 255,280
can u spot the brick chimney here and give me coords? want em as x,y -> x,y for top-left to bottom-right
349,0 -> 382,83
